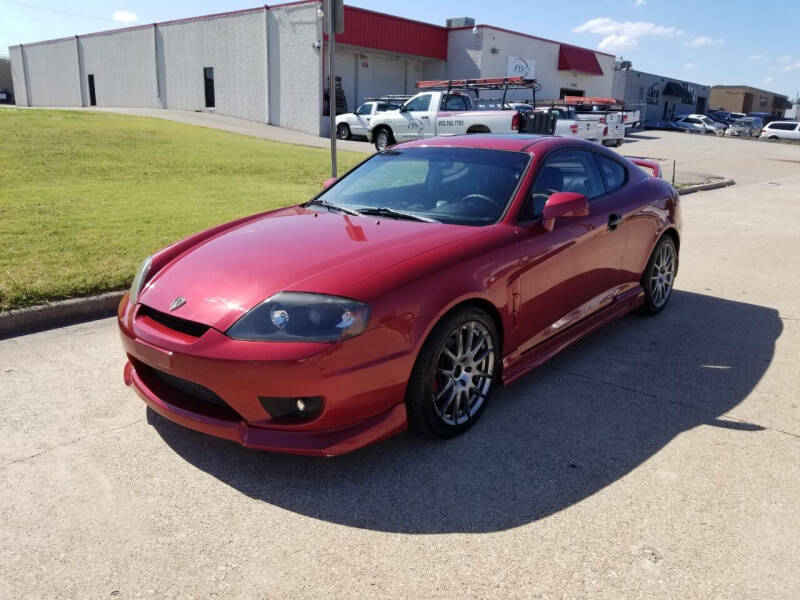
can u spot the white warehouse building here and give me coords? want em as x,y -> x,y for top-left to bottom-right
8,2 -> 616,136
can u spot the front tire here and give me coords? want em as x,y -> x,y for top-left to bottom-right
406,308 -> 499,439
336,123 -> 351,140
374,127 -> 395,152
640,236 -> 678,315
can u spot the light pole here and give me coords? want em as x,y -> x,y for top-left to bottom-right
326,0 -> 344,178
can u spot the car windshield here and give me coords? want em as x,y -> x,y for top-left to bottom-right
316,147 -> 530,226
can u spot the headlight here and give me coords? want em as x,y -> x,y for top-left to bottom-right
226,292 -> 370,342
129,256 -> 152,305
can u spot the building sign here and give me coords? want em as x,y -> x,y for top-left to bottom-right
647,82 -> 660,105
507,56 -> 535,79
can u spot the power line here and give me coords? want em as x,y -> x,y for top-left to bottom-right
0,0 -> 116,22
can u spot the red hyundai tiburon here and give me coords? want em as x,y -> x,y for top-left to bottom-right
119,134 -> 680,456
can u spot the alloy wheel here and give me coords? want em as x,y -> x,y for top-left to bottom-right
649,242 -> 676,308
376,130 -> 389,150
432,321 -> 496,426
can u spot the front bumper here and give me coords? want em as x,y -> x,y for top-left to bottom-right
119,296 -> 413,456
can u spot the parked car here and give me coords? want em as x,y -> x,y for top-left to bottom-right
644,120 -> 685,132
760,121 -> 800,141
367,90 -> 524,151
118,134 -> 681,456
726,117 -> 763,138
674,114 -> 725,135
335,98 -> 406,140
0,88 -> 13,104
671,119 -> 706,134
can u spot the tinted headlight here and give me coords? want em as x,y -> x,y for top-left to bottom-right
226,292 -> 370,342
129,256 -> 152,305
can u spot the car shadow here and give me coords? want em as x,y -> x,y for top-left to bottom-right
625,132 -> 661,140
148,291 -> 781,533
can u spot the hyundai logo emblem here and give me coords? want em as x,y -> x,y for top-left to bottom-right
170,296 -> 187,311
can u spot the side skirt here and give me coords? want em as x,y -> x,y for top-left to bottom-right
501,285 -> 645,386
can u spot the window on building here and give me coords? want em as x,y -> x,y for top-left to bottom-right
87,74 -> 96,106
559,88 -> 584,99
203,67 -> 215,108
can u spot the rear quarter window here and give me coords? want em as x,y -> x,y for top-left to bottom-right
595,154 -> 627,192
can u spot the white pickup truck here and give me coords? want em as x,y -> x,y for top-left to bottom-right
367,91 -> 522,151
335,98 -> 408,140
575,110 -> 626,147
529,106 -> 597,142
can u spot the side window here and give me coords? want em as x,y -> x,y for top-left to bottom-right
521,150 -> 605,220
595,154 -> 627,192
405,94 -> 432,112
441,95 -> 469,111
357,104 -> 372,115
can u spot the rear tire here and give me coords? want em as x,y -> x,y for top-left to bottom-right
336,123 -> 351,140
374,127 -> 395,152
640,236 -> 678,315
406,308 -> 499,439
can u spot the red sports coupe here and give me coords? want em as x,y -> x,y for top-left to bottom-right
118,134 -> 680,456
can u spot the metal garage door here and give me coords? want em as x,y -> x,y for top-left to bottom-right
336,50 -> 357,113
368,55 -> 406,100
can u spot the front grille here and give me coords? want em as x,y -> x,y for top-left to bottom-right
134,360 -> 241,421
151,368 -> 228,407
138,304 -> 210,338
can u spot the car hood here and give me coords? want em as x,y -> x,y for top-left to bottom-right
138,206 -> 480,331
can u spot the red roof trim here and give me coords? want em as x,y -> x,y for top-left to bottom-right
558,45 -> 604,76
449,24 -> 616,59
337,5 -> 448,32
328,5 -> 448,61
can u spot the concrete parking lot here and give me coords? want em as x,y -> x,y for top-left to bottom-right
2,131 -> 799,599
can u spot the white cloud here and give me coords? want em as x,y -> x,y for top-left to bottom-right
112,10 -> 138,24
778,55 -> 792,63
779,58 -> 800,72
747,54 -> 764,61
634,0 -> 647,5
684,62 -> 697,69
572,17 -> 681,51
763,76 -> 774,83
682,36 -> 723,47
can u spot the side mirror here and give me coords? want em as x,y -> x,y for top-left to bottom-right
398,105 -> 408,112
322,177 -> 338,189
542,192 -> 589,232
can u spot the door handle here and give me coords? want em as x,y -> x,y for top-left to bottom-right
608,213 -> 622,230
421,116 -> 429,119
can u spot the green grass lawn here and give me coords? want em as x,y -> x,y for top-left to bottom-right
0,109 -> 363,311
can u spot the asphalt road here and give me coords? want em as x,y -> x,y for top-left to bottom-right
2,133 -> 799,599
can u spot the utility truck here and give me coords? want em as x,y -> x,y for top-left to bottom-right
367,77 -> 537,151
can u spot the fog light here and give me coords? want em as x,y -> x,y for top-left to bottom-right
259,396 -> 323,420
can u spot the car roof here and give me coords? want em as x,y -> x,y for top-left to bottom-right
395,134 -> 587,153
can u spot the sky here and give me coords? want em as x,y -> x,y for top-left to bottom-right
1,0 -> 798,99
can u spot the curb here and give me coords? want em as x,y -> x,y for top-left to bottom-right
677,178 -> 735,196
0,291 -> 125,340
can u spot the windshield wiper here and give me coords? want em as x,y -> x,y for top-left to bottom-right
355,207 -> 440,223
305,199 -> 362,216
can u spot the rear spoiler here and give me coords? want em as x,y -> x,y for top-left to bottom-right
629,158 -> 661,178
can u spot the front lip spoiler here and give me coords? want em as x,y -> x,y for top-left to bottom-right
124,361 -> 408,457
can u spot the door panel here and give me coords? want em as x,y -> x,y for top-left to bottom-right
514,150 -> 628,351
